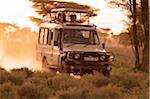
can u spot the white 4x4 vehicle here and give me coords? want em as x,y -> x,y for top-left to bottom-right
36,8 -> 114,76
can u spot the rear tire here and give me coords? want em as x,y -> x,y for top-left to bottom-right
42,57 -> 47,68
42,57 -> 56,74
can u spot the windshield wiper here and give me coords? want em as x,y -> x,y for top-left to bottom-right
66,44 -> 73,47
83,43 -> 90,47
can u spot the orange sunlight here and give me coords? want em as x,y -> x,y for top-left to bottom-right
0,0 -> 128,34
0,0 -> 38,29
0,0 -> 127,70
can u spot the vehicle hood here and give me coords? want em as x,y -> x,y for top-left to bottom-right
63,44 -> 106,52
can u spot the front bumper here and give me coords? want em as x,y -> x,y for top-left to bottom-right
64,60 -> 112,71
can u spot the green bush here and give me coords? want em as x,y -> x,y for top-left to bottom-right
83,73 -> 110,87
57,85 -> 92,99
18,82 -> 49,99
27,76 -> 55,97
111,73 -> 140,90
130,87 -> 149,99
58,84 -> 123,99
33,71 -> 54,79
8,71 -> 26,85
0,71 -> 9,84
46,74 -> 82,91
0,64 -> 148,99
89,84 -> 123,99
10,67 -> 33,78
0,83 -> 17,99
0,67 -> 6,72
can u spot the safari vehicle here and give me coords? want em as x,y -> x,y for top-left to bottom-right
36,8 -> 114,76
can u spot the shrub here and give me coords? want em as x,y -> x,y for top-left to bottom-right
27,76 -> 55,97
0,67 -> 6,72
88,84 -> 123,99
0,71 -> 9,84
18,82 -> 49,99
11,67 -> 33,78
130,87 -> 149,99
8,71 -> 26,85
111,73 -> 140,90
46,74 -> 80,91
27,76 -> 45,85
0,83 -> 17,99
57,86 -> 92,99
58,84 -> 123,99
33,71 -> 54,79
122,76 -> 140,89
83,73 -> 110,87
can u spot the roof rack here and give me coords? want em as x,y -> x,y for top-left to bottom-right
50,8 -> 92,13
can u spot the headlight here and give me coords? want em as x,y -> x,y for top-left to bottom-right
100,55 -> 106,61
109,55 -> 114,62
67,52 -> 74,59
74,54 -> 80,60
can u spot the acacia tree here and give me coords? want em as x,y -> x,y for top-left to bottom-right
140,0 -> 149,71
109,0 -> 149,71
29,0 -> 98,25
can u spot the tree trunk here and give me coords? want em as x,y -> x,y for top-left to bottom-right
132,0 -> 141,68
141,0 -> 149,72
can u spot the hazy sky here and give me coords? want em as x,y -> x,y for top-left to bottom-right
0,0 -> 128,34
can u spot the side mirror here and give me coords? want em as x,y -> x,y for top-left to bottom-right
102,43 -> 105,49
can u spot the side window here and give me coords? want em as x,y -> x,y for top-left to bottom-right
48,30 -> 53,45
54,30 -> 59,46
39,28 -> 44,44
93,33 -> 99,45
82,31 -> 90,38
46,29 -> 50,45
38,29 -> 41,44
51,31 -> 53,40
43,28 -> 49,44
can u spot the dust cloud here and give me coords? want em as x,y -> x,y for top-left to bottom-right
0,24 -> 41,71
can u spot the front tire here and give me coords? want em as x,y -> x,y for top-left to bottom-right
102,64 -> 112,77
60,60 -> 68,73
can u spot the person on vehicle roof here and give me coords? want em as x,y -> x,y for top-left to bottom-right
57,12 -> 66,23
70,14 -> 77,23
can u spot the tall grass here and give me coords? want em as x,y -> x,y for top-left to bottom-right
0,83 -> 17,99
0,46 -> 148,99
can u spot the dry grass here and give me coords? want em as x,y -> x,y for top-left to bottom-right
0,46 -> 149,99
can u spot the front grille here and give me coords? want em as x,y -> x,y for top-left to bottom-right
67,52 -> 109,66
83,52 -> 100,57
72,52 -> 108,66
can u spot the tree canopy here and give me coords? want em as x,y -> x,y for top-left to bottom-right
109,0 -> 149,72
29,0 -> 98,24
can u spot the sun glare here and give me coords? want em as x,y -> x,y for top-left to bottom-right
0,0 -> 127,34
0,0 -> 127,70
0,0 -> 37,28
60,0 -> 128,34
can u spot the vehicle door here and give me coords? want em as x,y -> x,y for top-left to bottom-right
37,28 -> 53,66
51,29 -> 61,66
37,28 -> 46,61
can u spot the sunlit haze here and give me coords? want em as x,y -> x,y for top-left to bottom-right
0,0 -> 128,34
0,0 -> 38,29
0,0 -> 128,70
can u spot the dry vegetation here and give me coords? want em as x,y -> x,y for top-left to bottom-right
0,46 -> 149,99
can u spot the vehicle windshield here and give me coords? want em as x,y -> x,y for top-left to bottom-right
63,29 -> 100,45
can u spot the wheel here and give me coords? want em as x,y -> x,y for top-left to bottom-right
60,60 -> 68,73
42,57 -> 48,68
42,57 -> 57,74
102,65 -> 112,77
